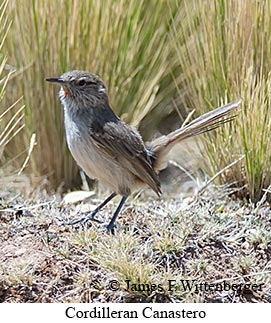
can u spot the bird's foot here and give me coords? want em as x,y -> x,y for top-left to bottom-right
105,222 -> 116,235
66,211 -> 103,226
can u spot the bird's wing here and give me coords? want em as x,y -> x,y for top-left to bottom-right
89,121 -> 161,196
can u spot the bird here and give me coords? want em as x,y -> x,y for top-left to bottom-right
46,70 -> 241,232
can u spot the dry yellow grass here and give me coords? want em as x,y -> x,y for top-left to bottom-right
173,0 -> 271,201
3,0 -> 180,190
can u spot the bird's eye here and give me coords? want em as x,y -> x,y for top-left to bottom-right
78,79 -> 86,86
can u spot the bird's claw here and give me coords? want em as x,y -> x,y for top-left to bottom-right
62,210 -> 116,234
105,222 -> 116,234
65,211 -> 104,226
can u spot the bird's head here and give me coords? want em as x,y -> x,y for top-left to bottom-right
46,70 -> 107,108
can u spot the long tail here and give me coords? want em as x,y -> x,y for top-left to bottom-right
149,99 -> 241,171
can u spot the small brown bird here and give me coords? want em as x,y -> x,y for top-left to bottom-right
46,70 -> 241,232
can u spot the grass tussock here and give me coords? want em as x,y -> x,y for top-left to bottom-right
0,0 -> 22,159
1,0 -> 271,202
0,188 -> 270,302
3,0 -> 180,190
0,0 -> 30,190
172,0 -> 271,201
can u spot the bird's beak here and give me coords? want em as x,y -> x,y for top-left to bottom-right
46,76 -> 73,97
45,77 -> 65,84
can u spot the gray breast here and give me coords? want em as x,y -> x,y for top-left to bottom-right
63,108 -> 135,195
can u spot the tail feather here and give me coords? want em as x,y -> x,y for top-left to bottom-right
150,99 -> 241,171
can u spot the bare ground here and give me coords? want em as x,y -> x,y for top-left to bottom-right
0,186 -> 270,303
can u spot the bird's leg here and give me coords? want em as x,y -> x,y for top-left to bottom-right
106,196 -> 128,233
67,192 -> 117,225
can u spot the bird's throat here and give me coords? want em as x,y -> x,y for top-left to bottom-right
62,85 -> 73,97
